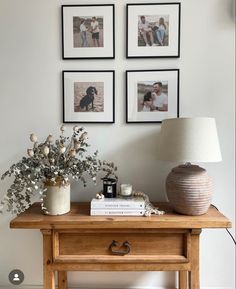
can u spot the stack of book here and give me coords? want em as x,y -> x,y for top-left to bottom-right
90,197 -> 145,216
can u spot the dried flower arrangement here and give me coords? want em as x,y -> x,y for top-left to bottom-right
0,125 -> 117,214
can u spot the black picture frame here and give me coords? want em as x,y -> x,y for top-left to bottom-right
62,4 -> 115,59
126,69 -> 179,123
126,3 -> 181,58
63,70 -> 115,123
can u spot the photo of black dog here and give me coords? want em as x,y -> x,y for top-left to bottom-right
79,86 -> 98,111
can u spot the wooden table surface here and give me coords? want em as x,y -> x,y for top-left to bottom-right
10,202 -> 231,230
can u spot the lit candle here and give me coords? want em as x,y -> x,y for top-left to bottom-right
120,184 -> 132,197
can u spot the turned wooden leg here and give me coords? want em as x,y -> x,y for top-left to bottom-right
42,230 -> 55,289
179,271 -> 188,289
58,271 -> 68,289
189,229 -> 201,289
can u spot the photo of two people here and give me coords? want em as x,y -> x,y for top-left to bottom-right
73,16 -> 104,48
138,15 -> 169,47
138,81 -> 168,112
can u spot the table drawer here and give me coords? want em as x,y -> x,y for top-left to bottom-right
53,229 -> 190,264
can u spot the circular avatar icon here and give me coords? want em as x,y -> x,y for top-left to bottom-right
8,269 -> 24,285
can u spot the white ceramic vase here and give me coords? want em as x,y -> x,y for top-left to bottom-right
43,181 -> 71,215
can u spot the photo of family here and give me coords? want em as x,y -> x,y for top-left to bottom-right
137,81 -> 168,112
138,15 -> 169,47
74,82 -> 104,112
73,16 -> 104,48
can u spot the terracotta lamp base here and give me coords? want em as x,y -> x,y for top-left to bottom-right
166,164 -> 213,216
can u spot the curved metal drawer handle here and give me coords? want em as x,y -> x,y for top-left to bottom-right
109,240 -> 131,255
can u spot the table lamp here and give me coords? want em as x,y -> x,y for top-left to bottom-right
158,117 -> 222,215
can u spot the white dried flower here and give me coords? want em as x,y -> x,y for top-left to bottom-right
34,142 -> 38,148
46,134 -> 53,143
73,126 -> 79,132
80,132 -> 88,141
30,133 -> 37,143
60,124 -> 66,132
69,149 -> 76,157
43,146 -> 49,156
74,142 -> 81,150
47,134 -> 53,143
59,146 -> 66,154
27,149 -> 34,157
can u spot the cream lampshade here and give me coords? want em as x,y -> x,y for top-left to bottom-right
158,117 -> 221,215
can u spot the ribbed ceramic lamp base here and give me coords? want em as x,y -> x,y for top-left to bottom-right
166,164 -> 213,216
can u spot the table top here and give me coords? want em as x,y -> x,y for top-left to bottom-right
10,202 -> 231,230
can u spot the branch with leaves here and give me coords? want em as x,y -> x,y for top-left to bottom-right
0,125 -> 118,214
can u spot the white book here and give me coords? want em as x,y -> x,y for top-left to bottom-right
90,209 -> 145,216
91,197 -> 145,209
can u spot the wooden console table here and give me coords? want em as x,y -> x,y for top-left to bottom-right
10,202 -> 231,289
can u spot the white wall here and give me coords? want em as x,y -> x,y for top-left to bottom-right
0,0 -> 235,288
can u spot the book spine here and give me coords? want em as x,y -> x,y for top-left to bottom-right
90,210 -> 145,216
91,203 -> 145,209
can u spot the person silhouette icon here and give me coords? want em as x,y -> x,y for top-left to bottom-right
13,273 -> 20,281
9,269 -> 24,285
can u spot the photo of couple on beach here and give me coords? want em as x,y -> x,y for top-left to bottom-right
137,81 -> 168,112
138,15 -> 169,47
73,16 -> 104,48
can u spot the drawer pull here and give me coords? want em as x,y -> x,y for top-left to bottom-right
109,240 -> 131,256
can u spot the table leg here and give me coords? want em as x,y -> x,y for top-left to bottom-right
42,230 -> 55,289
189,230 -> 201,289
58,271 -> 68,289
179,271 -> 188,289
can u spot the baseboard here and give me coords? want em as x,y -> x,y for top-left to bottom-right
0,285 -> 234,289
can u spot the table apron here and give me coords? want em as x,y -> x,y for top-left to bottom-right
48,262 -> 191,271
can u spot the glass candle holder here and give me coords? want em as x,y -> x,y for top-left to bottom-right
120,184 -> 133,197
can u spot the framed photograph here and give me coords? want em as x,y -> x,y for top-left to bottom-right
126,69 -> 179,123
62,5 -> 115,59
126,3 -> 181,58
63,71 -> 115,123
